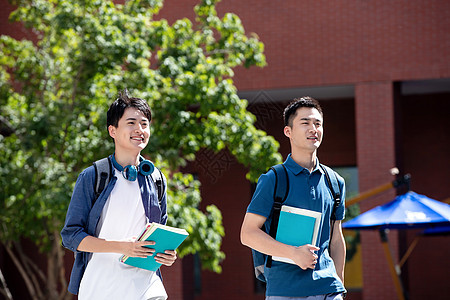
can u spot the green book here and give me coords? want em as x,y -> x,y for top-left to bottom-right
120,222 -> 189,271
273,205 -> 322,264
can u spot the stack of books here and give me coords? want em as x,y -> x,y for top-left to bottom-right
273,205 -> 322,264
120,223 -> 189,271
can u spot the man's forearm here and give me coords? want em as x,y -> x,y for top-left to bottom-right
241,219 -> 294,258
331,243 -> 345,282
330,222 -> 346,282
77,236 -> 126,253
241,213 -> 320,270
77,235 -> 156,258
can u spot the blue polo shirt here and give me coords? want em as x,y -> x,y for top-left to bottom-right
247,154 -> 346,297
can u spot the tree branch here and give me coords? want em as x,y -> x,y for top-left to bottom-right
0,266 -> 13,300
54,230 -> 70,300
0,115 -> 15,137
4,242 -> 39,300
13,241 -> 45,299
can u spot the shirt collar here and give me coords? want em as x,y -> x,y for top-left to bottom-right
284,153 -> 324,176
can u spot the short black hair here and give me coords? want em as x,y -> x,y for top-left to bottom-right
107,89 -> 152,129
283,96 -> 323,127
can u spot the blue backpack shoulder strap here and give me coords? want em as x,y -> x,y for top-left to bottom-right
93,157 -> 113,203
150,167 -> 165,206
266,163 -> 289,268
319,164 -> 342,220
270,164 -> 289,204
252,163 -> 290,281
319,164 -> 342,243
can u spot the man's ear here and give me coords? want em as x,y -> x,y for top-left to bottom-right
283,126 -> 291,138
108,125 -> 116,139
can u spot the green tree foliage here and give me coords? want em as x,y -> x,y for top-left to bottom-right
0,0 -> 281,297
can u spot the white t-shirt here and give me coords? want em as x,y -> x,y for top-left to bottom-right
78,169 -> 167,300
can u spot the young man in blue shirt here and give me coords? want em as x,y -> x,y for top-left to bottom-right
241,97 -> 346,299
61,90 -> 176,299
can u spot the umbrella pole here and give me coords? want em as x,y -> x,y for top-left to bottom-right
398,236 -> 420,268
346,182 -> 393,207
379,229 -> 406,300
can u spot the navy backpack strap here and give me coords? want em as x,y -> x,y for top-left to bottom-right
150,167 -> 165,206
266,163 -> 289,268
320,164 -> 341,219
93,157 -> 113,203
320,164 -> 342,243
271,164 -> 289,204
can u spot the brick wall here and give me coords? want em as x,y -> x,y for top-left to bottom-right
214,0 -> 450,90
0,1 -> 35,41
190,156 -> 260,300
355,82 -> 399,300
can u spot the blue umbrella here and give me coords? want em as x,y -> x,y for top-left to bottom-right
343,191 -> 450,300
423,225 -> 450,235
343,191 -> 450,230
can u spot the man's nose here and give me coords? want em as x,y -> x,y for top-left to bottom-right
135,124 -> 144,132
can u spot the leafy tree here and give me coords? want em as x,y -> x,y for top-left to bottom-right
0,0 -> 281,298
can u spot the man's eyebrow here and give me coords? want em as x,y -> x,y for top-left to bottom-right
300,117 -> 322,122
126,117 -> 149,122
300,117 -> 323,123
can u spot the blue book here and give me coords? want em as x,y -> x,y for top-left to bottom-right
120,223 -> 189,271
273,205 -> 322,264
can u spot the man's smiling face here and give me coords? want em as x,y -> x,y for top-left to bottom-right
108,107 -> 150,154
284,107 -> 323,153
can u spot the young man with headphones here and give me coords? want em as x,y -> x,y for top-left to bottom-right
61,90 -> 175,299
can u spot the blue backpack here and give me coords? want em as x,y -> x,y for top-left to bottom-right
252,163 -> 342,282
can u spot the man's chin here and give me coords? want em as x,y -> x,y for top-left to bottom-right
126,143 -> 148,152
137,143 -> 148,150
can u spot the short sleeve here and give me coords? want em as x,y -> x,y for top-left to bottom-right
247,171 -> 276,218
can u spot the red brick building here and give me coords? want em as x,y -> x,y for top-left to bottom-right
159,1 -> 450,300
1,1 -> 449,300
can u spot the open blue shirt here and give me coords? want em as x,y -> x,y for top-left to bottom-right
247,154 -> 346,297
60,156 -> 167,295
